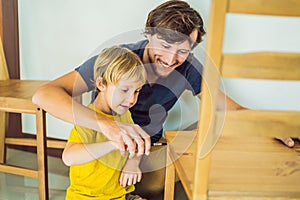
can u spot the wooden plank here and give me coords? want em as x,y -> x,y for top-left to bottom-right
0,163 -> 38,178
0,111 -> 6,163
164,145 -> 175,200
0,37 -> 9,80
5,138 -> 36,146
209,136 -> 300,198
165,131 -> 300,199
217,110 -> 300,138
228,0 -> 300,17
165,130 -> 196,199
0,97 -> 37,113
205,0 -> 227,70
0,80 -> 48,113
35,108 -> 48,200
221,52 -> 300,80
0,80 -> 48,100
0,0 -> 2,41
5,138 -> 66,149
173,152 -> 193,199
208,192 -> 300,200
47,140 -> 66,149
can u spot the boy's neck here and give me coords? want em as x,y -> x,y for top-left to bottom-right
92,95 -> 114,116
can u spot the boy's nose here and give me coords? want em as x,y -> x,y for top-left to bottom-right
127,93 -> 137,105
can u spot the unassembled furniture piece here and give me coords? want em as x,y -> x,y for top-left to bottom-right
164,0 -> 300,199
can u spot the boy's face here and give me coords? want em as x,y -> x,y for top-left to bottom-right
145,29 -> 198,77
99,76 -> 143,115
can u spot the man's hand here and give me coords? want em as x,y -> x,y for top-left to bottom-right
96,115 -> 151,158
119,156 -> 142,187
277,137 -> 299,148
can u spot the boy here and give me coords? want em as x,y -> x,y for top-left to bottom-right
62,46 -> 146,199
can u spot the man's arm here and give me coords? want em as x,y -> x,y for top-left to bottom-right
217,91 -> 246,110
32,70 -> 150,157
198,90 -> 245,111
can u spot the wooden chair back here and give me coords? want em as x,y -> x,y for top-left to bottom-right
198,0 -> 300,198
164,0 -> 300,199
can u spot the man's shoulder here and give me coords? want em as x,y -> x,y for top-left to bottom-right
121,40 -> 148,53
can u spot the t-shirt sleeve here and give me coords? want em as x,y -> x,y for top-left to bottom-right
68,126 -> 95,144
75,55 -> 98,91
68,127 -> 83,143
186,55 -> 203,96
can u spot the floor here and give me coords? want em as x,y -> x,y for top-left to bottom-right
0,148 -> 187,200
0,148 -> 68,200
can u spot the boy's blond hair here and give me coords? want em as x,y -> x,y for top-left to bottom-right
94,46 -> 146,89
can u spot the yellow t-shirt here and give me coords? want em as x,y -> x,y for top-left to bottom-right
65,104 -> 135,200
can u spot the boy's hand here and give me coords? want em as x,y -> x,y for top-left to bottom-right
119,157 -> 142,187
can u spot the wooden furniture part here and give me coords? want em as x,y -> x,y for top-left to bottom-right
0,79 -> 49,199
164,0 -> 300,199
0,39 -> 66,199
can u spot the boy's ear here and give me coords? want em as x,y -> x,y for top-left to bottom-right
96,77 -> 106,92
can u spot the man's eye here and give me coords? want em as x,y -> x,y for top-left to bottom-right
162,43 -> 170,48
178,50 -> 189,54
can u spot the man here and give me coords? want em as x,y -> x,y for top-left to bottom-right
33,0 -> 243,156
32,0 -> 244,197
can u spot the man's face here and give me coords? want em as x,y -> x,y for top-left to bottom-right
145,29 -> 198,77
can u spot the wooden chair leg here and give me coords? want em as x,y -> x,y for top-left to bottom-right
36,108 -> 49,200
0,111 -> 7,164
164,145 -> 175,200
193,156 -> 211,200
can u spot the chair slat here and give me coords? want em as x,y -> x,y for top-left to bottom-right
222,52 -> 300,80
217,110 -> 300,138
0,164 -> 38,178
228,0 -> 300,17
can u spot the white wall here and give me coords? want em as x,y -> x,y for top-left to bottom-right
18,0 -> 300,139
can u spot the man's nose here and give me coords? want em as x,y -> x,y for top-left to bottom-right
165,52 -> 177,66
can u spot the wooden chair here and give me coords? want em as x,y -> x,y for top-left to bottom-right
164,0 -> 300,199
0,38 -> 66,199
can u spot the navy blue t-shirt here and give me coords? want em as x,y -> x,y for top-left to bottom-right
76,40 -> 203,143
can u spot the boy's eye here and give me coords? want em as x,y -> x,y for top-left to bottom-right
122,89 -> 128,93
